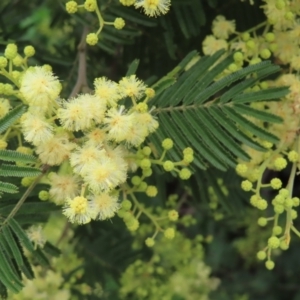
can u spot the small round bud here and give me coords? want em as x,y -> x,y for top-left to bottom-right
42,64 -> 52,72
16,146 -> 33,155
12,71 -> 21,80
163,160 -> 174,172
228,63 -> 238,72
279,188 -> 289,198
137,182 -> 148,192
123,212 -> 133,222
260,48 -> 271,59
183,147 -> 193,156
21,177 -> 36,187
268,236 -> 280,249
38,190 -> 49,201
260,81 -> 269,89
258,217 -> 267,227
270,178 -> 282,189
284,198 -> 294,208
114,18 -> 125,30
142,168 -> 152,177
272,226 -> 282,236
135,102 -> 148,113
241,180 -> 253,191
168,210 -> 179,221
257,199 -> 268,210
145,237 -> 155,247
273,157 -> 287,171
164,228 -> 175,240
183,153 -> 194,164
285,11 -> 294,21
236,163 -> 248,175
250,194 -> 259,207
66,1 -> 78,13
241,32 -> 250,41
292,197 -> 300,207
142,146 -> 152,156
288,150 -> 298,162
274,194 -> 285,205
233,52 -> 244,63
117,209 -> 126,218
275,0 -> 285,9
84,0 -> 97,11
0,57 -> 8,68
269,43 -> 278,52
86,33 -> 98,46
252,85 -> 260,92
140,158 -> 151,169
265,260 -> 275,270
0,139 -> 7,150
12,55 -> 23,67
146,186 -> 158,197
280,240 -> 289,250
291,209 -> 298,220
2,84 -> 13,95
145,88 -> 155,98
274,204 -> 284,214
24,46 -> 35,57
246,40 -> 256,50
4,44 -> 18,60
249,57 -> 262,65
179,168 -> 191,180
121,200 -> 132,211
127,219 -> 139,231
131,176 -> 142,186
162,138 -> 173,150
247,168 -> 260,182
257,251 -> 267,260
265,32 -> 275,42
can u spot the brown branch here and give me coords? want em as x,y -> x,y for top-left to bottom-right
69,26 -> 92,98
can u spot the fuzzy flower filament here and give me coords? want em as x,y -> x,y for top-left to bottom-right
134,0 -> 171,17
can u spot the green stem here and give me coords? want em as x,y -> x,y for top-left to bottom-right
2,166 -> 48,226
95,3 -> 105,35
284,162 -> 297,241
255,146 -> 282,195
230,21 -> 268,44
129,191 -> 162,231
0,68 -> 20,88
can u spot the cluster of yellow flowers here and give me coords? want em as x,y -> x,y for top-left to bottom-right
17,65 -> 159,224
0,39 -> 193,248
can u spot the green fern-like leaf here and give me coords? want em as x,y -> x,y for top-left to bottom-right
0,150 -> 36,164
148,52 -> 289,170
2,226 -> 24,268
0,202 -> 58,217
0,164 -> 41,177
0,105 -> 26,135
7,218 -> 35,253
0,181 -> 18,194
0,241 -> 23,292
